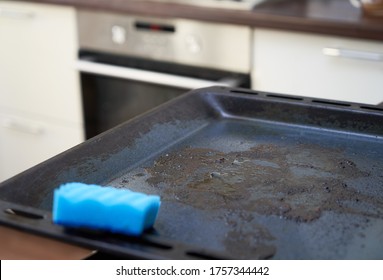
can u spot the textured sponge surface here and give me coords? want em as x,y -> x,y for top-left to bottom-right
53,182 -> 161,236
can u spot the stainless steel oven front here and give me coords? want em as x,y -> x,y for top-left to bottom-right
76,10 -> 252,139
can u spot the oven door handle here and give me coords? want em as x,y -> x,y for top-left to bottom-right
75,60 -> 240,89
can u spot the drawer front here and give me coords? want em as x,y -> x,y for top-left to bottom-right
252,29 -> 383,105
0,111 -> 83,182
0,1 -> 82,123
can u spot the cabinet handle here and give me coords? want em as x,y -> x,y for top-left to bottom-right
322,47 -> 383,62
2,119 -> 44,135
0,7 -> 35,19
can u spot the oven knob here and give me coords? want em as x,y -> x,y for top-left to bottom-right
185,35 -> 202,54
111,25 -> 126,45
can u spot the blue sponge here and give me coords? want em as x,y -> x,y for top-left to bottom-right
52,182 -> 161,236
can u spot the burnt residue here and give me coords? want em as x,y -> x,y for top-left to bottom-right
138,142 -> 383,258
222,209 -> 276,259
145,144 -> 383,222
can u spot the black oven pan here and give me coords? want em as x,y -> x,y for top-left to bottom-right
0,86 -> 382,259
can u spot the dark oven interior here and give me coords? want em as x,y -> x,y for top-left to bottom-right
79,50 -> 250,139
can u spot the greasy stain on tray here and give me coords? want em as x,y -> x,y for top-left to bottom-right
222,209 -> 276,259
145,144 -> 383,222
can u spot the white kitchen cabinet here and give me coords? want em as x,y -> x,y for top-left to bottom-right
0,1 -> 84,181
252,28 -> 383,105
0,110 -> 83,181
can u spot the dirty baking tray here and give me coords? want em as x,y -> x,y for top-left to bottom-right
1,86 -> 383,259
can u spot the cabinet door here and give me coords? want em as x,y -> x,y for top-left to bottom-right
252,29 -> 383,105
0,1 -> 82,124
0,111 -> 83,182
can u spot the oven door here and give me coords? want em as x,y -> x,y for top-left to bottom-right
76,51 -> 250,139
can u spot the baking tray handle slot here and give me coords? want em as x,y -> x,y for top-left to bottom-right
4,208 -> 45,220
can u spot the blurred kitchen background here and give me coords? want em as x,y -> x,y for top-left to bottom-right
1,0 -> 383,182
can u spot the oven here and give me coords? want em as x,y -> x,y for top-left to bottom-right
76,10 -> 252,139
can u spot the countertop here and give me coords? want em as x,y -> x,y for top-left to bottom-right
0,225 -> 93,259
22,0 -> 383,41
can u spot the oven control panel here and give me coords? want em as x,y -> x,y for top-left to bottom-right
77,10 -> 251,73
